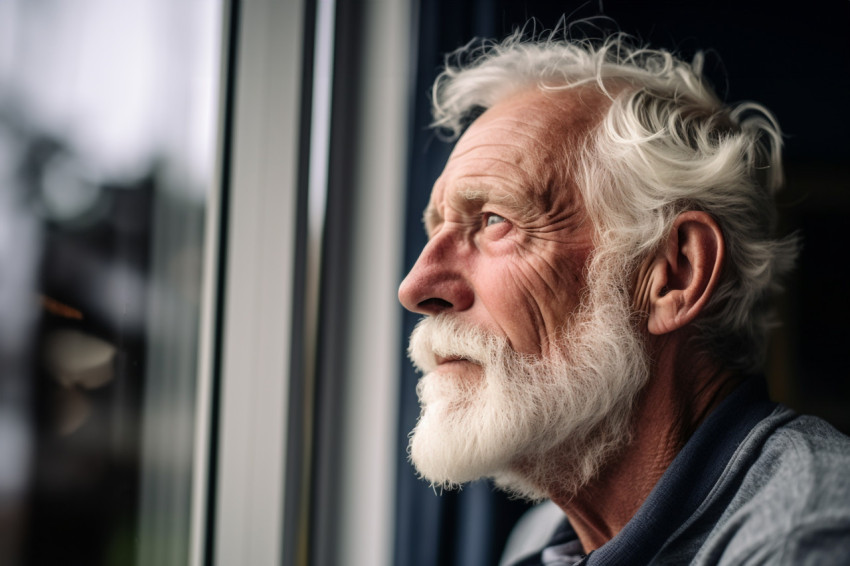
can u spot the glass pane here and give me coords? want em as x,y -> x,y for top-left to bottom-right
0,2 -> 223,565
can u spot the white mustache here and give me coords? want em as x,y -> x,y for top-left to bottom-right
407,315 -> 508,374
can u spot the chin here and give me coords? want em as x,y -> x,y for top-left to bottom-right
408,370 -> 520,489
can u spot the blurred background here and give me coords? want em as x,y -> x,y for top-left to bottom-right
0,1 -> 846,566
0,1 -> 221,565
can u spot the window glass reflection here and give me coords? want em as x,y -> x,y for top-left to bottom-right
0,1 -> 222,565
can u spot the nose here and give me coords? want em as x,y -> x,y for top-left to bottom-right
398,233 -> 474,315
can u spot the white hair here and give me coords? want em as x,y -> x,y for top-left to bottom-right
431,30 -> 798,372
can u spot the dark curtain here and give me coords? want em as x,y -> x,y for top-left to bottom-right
394,2 -> 850,565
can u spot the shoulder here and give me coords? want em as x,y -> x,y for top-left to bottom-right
700,413 -> 850,565
498,500 -> 565,566
748,414 -> 850,508
766,413 -> 850,456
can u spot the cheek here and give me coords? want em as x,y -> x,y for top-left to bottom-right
473,246 -> 588,354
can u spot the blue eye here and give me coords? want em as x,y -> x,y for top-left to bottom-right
485,214 -> 506,227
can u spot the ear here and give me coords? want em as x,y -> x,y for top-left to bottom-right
640,211 -> 725,335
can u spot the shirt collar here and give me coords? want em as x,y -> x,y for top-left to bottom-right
521,378 -> 778,566
585,377 -> 777,565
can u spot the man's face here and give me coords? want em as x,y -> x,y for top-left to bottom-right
398,89 -> 597,359
398,90 -> 648,498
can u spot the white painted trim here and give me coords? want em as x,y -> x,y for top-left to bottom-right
213,0 -> 305,564
189,1 -> 231,565
338,0 -> 411,564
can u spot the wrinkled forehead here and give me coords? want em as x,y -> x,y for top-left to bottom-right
450,87 -> 602,159
430,88 -> 608,215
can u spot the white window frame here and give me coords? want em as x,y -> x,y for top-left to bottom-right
198,0 -> 412,565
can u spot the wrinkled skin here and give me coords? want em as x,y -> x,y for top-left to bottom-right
398,89 -> 607,371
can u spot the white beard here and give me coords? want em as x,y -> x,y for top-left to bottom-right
407,258 -> 650,500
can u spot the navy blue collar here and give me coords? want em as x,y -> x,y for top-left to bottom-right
516,378 -> 777,566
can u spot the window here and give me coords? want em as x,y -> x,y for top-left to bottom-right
0,1 -> 223,565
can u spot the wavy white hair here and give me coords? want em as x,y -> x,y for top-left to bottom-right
431,30 -> 798,373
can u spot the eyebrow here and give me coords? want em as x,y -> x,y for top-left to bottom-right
422,205 -> 441,235
455,187 -> 524,208
422,187 -> 539,235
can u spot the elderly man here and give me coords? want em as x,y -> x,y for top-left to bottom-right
398,32 -> 850,565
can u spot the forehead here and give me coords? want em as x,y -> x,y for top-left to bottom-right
427,88 -> 605,222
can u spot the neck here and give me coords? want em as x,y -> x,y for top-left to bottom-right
545,334 -> 742,552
